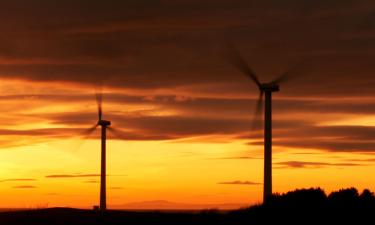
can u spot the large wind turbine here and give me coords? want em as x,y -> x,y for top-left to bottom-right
83,92 -> 111,211
97,93 -> 111,211
80,90 -> 130,211
227,44 -> 300,203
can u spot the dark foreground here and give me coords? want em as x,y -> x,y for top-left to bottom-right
1,188 -> 374,224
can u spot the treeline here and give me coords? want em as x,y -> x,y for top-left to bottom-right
229,187 -> 375,224
268,187 -> 375,208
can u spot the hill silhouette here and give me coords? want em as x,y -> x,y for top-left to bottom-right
1,187 -> 374,224
113,200 -> 245,210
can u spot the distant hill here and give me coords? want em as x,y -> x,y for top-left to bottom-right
112,200 -> 247,210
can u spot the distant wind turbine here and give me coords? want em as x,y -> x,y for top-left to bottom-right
227,43 -> 302,203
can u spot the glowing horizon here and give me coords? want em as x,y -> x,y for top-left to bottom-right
0,78 -> 373,209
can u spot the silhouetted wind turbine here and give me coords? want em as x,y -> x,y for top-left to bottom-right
82,91 -> 111,211
227,44 -> 301,203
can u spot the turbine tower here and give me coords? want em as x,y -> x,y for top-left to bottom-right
82,92 -> 111,211
96,92 -> 111,211
227,44 -> 301,203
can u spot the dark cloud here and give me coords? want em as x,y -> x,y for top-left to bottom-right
249,125 -> 375,152
275,161 -> 363,169
1,93 -> 374,118
291,126 -> 375,140
0,0 -> 373,155
0,109 -> 373,152
47,113 -> 252,138
0,126 -> 175,144
218,180 -> 261,185
0,128 -> 81,137
0,0 -> 373,97
273,140 -> 375,152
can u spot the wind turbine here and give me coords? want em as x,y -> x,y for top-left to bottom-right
82,91 -> 111,212
227,44 -> 301,203
80,89 -> 132,211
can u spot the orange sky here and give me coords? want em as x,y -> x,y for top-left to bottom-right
0,0 -> 375,209
0,78 -> 373,209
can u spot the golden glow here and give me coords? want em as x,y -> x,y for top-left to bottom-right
320,116 -> 375,126
0,78 -> 374,209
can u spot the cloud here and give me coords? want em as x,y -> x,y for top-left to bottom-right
12,185 -> 36,189
275,161 -> 363,169
348,158 -> 375,162
17,93 -> 373,118
0,178 -> 36,182
0,0 -> 373,97
45,193 -> 60,196
84,180 -> 99,183
275,141 -> 375,152
46,173 -> 125,179
0,108 -> 373,153
0,0 -> 373,155
0,93 -> 373,152
249,125 -> 375,152
218,180 -> 261,185
207,156 -> 260,160
109,187 -> 123,190
47,113 -> 253,138
45,174 -> 100,178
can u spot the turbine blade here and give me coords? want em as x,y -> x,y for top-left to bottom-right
251,91 -> 264,131
81,124 -> 99,138
95,90 -> 103,121
107,127 -> 127,141
271,60 -> 305,84
225,42 -> 261,88
72,124 -> 98,152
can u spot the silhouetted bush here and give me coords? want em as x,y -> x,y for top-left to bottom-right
328,187 -> 359,206
359,189 -> 375,202
268,187 -> 327,208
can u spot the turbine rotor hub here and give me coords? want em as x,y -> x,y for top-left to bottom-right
98,120 -> 111,126
261,83 -> 280,92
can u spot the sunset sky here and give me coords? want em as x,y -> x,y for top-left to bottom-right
0,0 -> 375,209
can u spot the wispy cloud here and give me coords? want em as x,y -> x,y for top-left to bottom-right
83,180 -> 99,183
275,161 -> 363,169
45,174 -> 100,178
109,187 -> 123,190
218,180 -> 261,185
12,185 -> 36,189
249,125 -> 375,152
207,156 -> 260,160
0,178 -> 36,182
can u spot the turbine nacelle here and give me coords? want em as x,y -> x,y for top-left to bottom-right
260,83 -> 280,92
98,120 -> 111,127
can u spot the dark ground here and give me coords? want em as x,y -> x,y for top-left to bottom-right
1,188 -> 374,224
